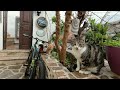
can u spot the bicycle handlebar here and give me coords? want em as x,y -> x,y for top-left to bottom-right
23,34 -> 48,43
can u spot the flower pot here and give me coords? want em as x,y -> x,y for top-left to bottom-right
106,46 -> 120,75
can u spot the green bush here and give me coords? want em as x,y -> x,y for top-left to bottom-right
85,18 -> 108,46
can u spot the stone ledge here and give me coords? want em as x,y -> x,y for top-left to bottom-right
42,55 -> 76,79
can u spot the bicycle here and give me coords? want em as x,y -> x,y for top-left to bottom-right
23,34 -> 48,79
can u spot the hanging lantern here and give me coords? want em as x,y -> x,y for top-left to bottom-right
37,11 -> 41,16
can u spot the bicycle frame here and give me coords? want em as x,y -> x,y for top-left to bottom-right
23,34 -> 47,65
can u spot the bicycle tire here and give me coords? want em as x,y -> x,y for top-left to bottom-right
28,66 -> 36,79
24,65 -> 36,79
35,58 -> 46,79
24,49 -> 33,78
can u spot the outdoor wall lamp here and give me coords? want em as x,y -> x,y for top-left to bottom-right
37,11 -> 41,16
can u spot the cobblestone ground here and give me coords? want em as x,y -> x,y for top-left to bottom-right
0,63 -> 26,79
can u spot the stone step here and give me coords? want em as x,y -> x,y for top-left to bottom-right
7,38 -> 14,42
0,52 -> 29,57
6,38 -> 14,46
0,50 -> 29,57
0,59 -> 26,65
0,56 -> 28,61
0,56 -> 28,65
0,50 -> 29,65
0,50 -> 30,53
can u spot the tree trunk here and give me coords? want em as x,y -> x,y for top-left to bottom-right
77,11 -> 86,26
60,11 -> 72,65
77,11 -> 86,36
55,11 -> 61,60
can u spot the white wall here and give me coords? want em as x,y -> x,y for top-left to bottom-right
0,11 -> 3,50
32,11 -> 55,45
7,11 -> 20,38
0,11 -> 56,50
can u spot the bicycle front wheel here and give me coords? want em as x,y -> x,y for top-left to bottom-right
35,59 -> 46,79
24,49 -> 33,78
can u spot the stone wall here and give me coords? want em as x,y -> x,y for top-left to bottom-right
42,55 -> 76,79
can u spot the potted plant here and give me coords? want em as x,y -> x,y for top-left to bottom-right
103,33 -> 120,75
84,18 -> 108,74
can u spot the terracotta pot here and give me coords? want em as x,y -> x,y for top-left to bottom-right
106,46 -> 120,75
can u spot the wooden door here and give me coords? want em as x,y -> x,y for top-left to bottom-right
3,11 -> 8,49
19,11 -> 33,49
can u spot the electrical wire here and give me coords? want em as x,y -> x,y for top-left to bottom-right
91,11 -> 120,29
107,11 -> 119,22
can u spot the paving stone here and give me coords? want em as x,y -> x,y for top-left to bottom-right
63,67 -> 70,72
87,76 -> 99,79
47,63 -> 58,67
0,70 -> 3,73
0,63 -> 6,66
58,63 -> 63,67
99,75 -> 109,79
5,73 -> 23,79
52,67 -> 62,70
0,66 -> 5,69
0,70 -> 14,79
55,71 -> 66,77
8,65 -> 22,69
21,66 -> 26,69
19,74 -> 25,79
58,76 -> 69,79
72,71 -> 89,78
11,69 -> 19,73
20,68 -> 26,73
68,73 -> 76,79
2,67 -> 8,70
111,76 -> 120,79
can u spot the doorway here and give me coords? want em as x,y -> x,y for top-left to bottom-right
3,11 -> 33,50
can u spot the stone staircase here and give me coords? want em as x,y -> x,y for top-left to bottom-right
6,33 -> 14,47
0,50 -> 29,65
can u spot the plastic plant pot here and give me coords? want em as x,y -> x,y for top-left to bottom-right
106,46 -> 120,75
